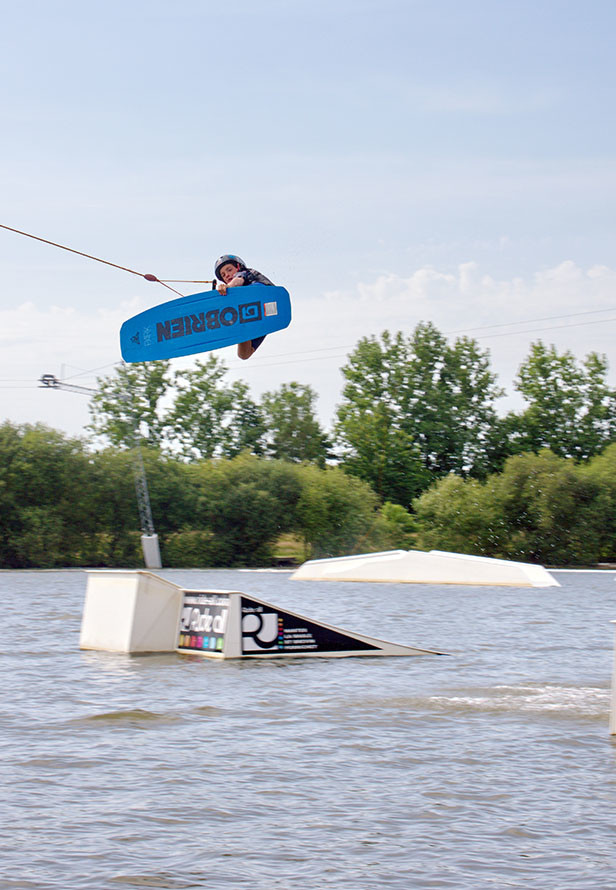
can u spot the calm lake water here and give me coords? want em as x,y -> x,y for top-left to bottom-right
1,568 -> 616,889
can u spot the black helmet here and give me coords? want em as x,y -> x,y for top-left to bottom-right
214,254 -> 246,281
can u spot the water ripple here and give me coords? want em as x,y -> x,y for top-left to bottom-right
1,569 -> 616,889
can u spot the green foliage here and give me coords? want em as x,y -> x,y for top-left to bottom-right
569,443 -> 616,562
222,380 -> 267,458
413,474 -> 501,556
86,447 -> 197,562
508,342 -> 616,461
85,449 -> 146,565
6,329 -> 616,569
0,424 -> 384,568
260,382 -> 331,465
88,361 -> 172,448
492,450 -> 596,564
0,425 -> 194,568
403,324 -> 504,477
0,423 -> 101,567
161,530 -> 230,567
166,356 -> 265,460
359,501 -> 418,552
335,331 -> 429,505
379,501 -> 417,546
335,324 -> 504,506
295,464 -> 380,559
89,356 -> 266,461
10,507 -> 65,569
189,454 -> 302,565
136,449 -> 198,533
414,449 -> 600,566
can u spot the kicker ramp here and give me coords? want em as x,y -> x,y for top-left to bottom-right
80,570 -> 442,658
291,549 -> 559,587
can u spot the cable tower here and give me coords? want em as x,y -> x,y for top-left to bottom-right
39,372 -> 161,568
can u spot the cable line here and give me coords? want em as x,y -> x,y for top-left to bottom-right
0,223 -> 214,297
446,305 -> 616,336
474,315 -> 616,341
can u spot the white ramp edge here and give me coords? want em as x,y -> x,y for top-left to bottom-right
79,570 -> 445,658
291,549 -> 559,588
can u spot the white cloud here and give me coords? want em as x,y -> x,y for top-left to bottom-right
342,261 -> 616,331
0,298 -> 145,365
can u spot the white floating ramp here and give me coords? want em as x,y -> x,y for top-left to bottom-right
80,570 -> 443,658
291,549 -> 559,588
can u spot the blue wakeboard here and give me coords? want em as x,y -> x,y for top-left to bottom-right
120,283 -> 291,363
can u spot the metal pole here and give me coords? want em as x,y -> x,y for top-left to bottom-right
40,371 -> 162,569
121,383 -> 162,569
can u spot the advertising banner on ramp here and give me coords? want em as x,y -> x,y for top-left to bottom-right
178,592 -> 229,654
240,596 -> 379,655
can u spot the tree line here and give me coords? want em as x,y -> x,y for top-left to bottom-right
413,445 -> 616,567
88,322 -> 616,503
2,322 -> 616,568
0,423 -> 415,568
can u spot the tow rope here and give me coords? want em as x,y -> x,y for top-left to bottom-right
0,224 -> 215,296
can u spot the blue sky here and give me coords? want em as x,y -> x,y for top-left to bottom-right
2,0 -> 615,434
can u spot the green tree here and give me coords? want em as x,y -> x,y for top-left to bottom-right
260,382 -> 331,465
221,379 -> 266,458
87,447 -> 199,565
490,450 -> 596,564
335,331 -> 428,505
413,473 -> 502,556
362,501 -> 418,552
0,423 -> 101,567
86,448 -> 145,565
413,450 -> 598,566
88,361 -> 172,448
401,323 -> 504,477
167,356 -> 263,460
335,324 -> 503,505
138,449 -> 199,533
295,464 -> 380,558
190,453 -> 301,564
509,342 -> 616,460
568,443 -> 616,562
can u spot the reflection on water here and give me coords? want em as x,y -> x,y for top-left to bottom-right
0,568 -> 615,889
